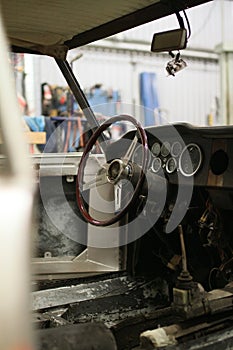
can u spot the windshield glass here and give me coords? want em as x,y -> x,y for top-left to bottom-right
11,1 -> 233,155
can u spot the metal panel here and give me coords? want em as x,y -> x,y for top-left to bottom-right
28,153 -> 123,279
32,276 -> 137,310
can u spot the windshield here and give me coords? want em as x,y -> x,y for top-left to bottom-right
11,1 -> 232,155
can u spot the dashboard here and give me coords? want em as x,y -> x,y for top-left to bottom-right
109,123 -> 233,189
132,140 -> 202,177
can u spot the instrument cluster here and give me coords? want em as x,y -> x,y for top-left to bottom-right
132,140 -> 203,177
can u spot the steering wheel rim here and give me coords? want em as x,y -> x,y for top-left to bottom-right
76,114 -> 148,226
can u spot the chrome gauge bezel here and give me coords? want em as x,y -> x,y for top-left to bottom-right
165,157 -> 177,174
161,141 -> 171,157
132,144 -> 151,167
171,141 -> 182,157
151,157 -> 162,173
151,142 -> 161,157
179,143 -> 202,177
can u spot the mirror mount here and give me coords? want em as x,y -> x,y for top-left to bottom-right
150,9 -> 191,76
166,51 -> 187,77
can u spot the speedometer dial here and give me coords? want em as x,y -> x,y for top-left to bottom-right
179,143 -> 202,177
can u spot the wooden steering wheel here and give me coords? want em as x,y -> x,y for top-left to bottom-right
76,114 -> 148,226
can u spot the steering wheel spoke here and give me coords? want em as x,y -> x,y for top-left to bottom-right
114,181 -> 123,212
123,134 -> 138,163
83,169 -> 109,191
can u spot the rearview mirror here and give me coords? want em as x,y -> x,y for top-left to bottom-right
151,28 -> 187,53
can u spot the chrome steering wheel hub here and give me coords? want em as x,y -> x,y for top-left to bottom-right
107,159 -> 132,184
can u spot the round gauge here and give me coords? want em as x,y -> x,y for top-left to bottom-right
166,157 -> 177,174
151,142 -> 160,157
161,142 -> 170,157
171,141 -> 182,157
132,144 -> 151,168
179,143 -> 202,177
151,157 -> 162,173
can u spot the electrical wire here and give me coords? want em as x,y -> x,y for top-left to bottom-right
175,11 -> 185,28
208,256 -> 233,290
208,267 -> 219,290
183,10 -> 191,39
175,10 -> 190,44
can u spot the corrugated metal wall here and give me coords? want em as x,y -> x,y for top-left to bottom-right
37,47 -> 219,126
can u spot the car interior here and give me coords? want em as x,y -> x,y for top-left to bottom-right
0,0 -> 233,349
